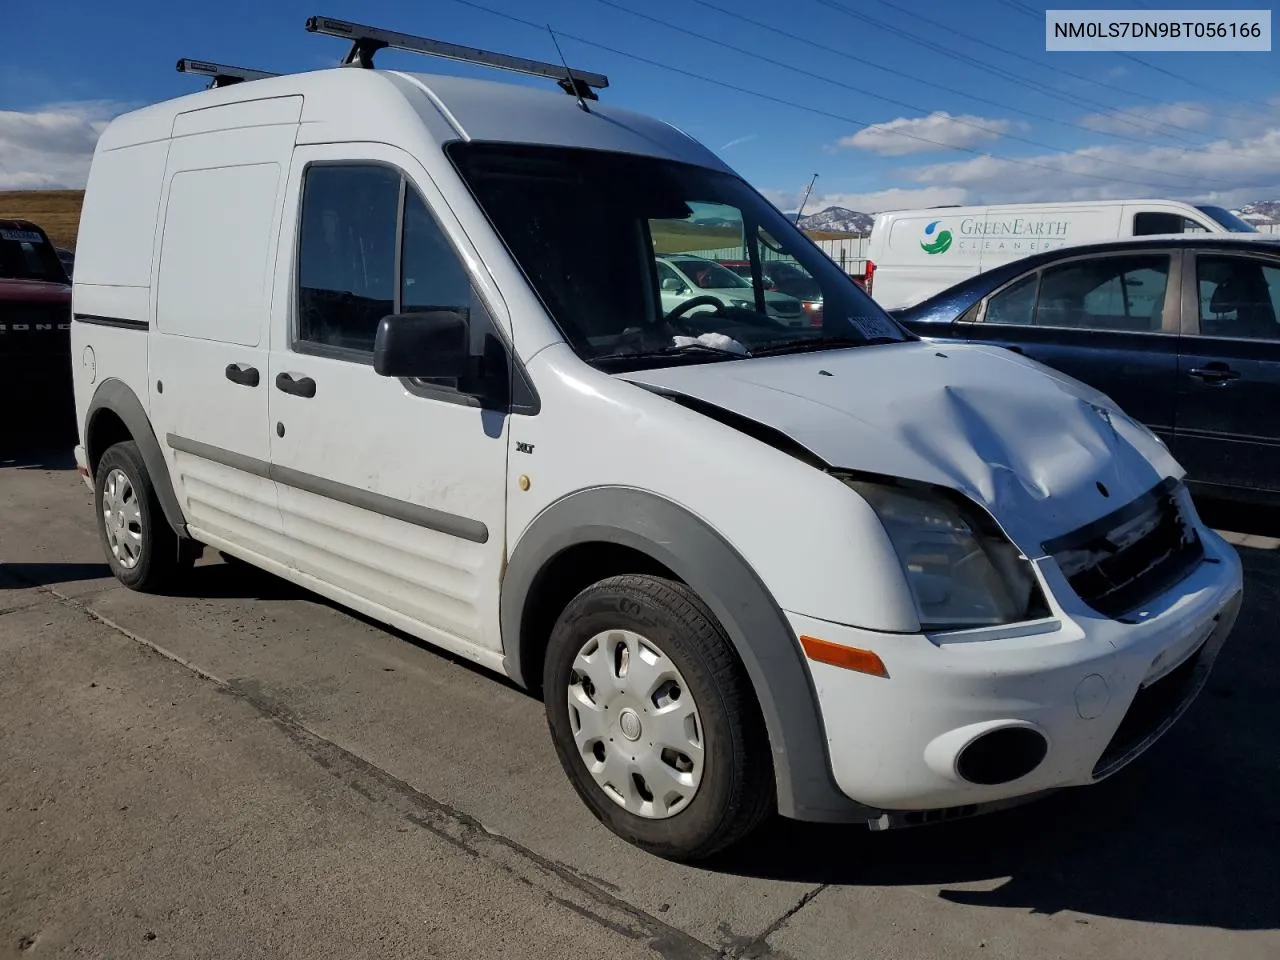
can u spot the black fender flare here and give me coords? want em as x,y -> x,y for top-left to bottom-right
500,485 -> 876,822
85,378 -> 189,538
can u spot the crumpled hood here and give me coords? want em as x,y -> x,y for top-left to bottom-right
618,340 -> 1183,556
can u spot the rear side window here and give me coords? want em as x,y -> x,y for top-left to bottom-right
296,165 -> 401,354
984,273 -> 1038,325
1195,255 -> 1280,341
0,228 -> 65,283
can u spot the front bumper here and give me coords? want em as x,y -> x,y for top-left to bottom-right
793,526 -> 1243,814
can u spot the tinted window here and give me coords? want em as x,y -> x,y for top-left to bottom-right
1133,212 -> 1209,236
1196,255 -> 1280,341
297,165 -> 400,353
400,190 -> 471,316
1196,205 -> 1258,233
984,273 -> 1038,325
1036,256 -> 1169,331
0,227 -> 66,283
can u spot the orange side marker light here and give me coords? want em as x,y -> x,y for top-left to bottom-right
800,635 -> 889,678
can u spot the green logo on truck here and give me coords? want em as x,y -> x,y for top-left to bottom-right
920,220 -> 952,255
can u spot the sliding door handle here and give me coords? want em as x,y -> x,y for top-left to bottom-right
224,363 -> 259,387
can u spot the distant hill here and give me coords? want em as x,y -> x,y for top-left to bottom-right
794,206 -> 874,236
0,190 -> 84,249
1238,200 -> 1280,225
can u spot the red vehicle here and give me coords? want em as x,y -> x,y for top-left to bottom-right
1,219 -> 74,442
718,259 -> 825,326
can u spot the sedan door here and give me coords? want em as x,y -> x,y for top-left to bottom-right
952,251 -> 1181,441
1172,249 -> 1280,498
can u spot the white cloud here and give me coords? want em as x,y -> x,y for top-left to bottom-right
908,124 -> 1280,208
1079,101 -> 1210,138
837,112 -> 1014,157
762,185 -> 970,215
0,101 -> 130,190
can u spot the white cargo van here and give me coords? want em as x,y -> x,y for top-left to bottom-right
865,199 -> 1259,310
71,18 -> 1242,861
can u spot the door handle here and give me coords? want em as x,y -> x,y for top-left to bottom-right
224,363 -> 259,387
1188,364 -> 1241,385
275,372 -> 317,398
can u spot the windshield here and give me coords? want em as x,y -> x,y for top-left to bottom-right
0,227 -> 67,283
447,142 -> 907,368
1196,205 -> 1259,233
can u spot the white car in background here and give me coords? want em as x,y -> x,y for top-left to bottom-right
656,254 -> 805,325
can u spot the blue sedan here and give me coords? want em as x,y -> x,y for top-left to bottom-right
890,235 -> 1280,504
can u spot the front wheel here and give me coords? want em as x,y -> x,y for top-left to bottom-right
543,575 -> 773,861
94,440 -> 194,592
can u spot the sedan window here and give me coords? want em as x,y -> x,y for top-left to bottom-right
1035,256 -> 1170,332
984,273 -> 1038,325
1195,256 -> 1280,341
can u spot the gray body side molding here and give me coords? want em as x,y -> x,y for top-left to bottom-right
85,379 -> 189,538
501,486 -> 878,823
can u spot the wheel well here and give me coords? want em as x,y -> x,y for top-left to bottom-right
519,542 -> 679,696
86,408 -> 132,475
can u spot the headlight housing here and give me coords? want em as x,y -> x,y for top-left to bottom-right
843,479 -> 1047,631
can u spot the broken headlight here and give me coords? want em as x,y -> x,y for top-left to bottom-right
843,479 -> 1046,632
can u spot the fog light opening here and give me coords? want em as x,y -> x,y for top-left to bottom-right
956,727 -> 1048,786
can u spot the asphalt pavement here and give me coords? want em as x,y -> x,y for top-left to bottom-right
1,440 -> 1277,960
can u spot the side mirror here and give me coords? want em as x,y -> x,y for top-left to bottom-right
661,277 -> 682,293
373,311 -> 471,379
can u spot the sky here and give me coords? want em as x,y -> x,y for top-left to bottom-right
3,0 -> 1279,213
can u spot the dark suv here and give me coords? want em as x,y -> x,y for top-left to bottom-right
1,220 -> 73,444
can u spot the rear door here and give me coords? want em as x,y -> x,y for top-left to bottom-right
954,250 -> 1181,438
1172,249 -> 1280,496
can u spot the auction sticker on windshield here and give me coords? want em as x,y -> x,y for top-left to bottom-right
847,313 -> 902,342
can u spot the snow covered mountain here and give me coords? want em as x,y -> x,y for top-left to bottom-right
794,206 -> 874,235
1237,201 -> 1280,225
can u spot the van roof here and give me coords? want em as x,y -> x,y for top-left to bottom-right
96,66 -> 729,172
873,198 -> 1202,217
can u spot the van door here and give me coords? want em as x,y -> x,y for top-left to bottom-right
267,145 -> 510,658
149,111 -> 298,558
956,249 -> 1181,439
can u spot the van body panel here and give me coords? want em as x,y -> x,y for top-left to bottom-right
867,199 -> 1234,310
148,120 -> 297,555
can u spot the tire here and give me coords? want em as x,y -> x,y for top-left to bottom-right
94,440 -> 193,592
543,574 -> 774,861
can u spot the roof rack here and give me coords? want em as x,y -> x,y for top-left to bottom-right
303,15 -> 609,100
177,59 -> 280,88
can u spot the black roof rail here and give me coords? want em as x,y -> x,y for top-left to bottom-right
303,15 -> 609,100
176,59 -> 280,88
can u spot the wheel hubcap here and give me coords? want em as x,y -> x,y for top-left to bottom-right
567,629 -> 704,820
102,467 -> 143,570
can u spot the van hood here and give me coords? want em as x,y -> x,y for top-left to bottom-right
617,340 -> 1183,555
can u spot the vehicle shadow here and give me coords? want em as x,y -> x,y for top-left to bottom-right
710,542 -> 1280,932
0,445 -> 76,471
0,561 -> 112,589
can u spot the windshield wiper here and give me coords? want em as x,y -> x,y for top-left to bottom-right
750,336 -> 898,357
591,342 -> 749,364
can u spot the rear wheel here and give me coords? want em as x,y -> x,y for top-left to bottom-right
94,440 -> 194,592
543,574 -> 773,861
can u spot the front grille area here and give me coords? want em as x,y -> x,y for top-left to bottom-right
1092,636 -> 1207,778
1046,479 -> 1203,620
